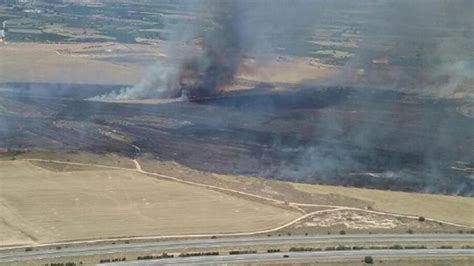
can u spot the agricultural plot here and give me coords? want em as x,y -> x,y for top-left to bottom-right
0,160 -> 299,246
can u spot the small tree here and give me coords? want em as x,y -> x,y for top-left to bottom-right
418,216 -> 425,222
364,256 -> 374,264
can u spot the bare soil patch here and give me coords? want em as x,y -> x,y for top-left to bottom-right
293,183 -> 474,227
287,209 -> 459,234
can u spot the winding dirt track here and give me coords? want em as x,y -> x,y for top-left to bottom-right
4,157 -> 468,250
130,159 -> 471,228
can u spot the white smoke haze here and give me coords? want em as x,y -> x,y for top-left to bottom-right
338,0 -> 473,98
94,0 -> 337,101
94,0 -> 472,101
85,1 -> 472,195
95,0 -> 245,100
0,1 -> 471,196
428,60 -> 474,98
94,68 -> 177,102
92,64 -> 181,100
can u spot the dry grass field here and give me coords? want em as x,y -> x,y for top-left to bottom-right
293,183 -> 474,227
0,43 -> 142,85
137,157 -> 474,227
10,151 -> 136,169
0,152 -> 472,249
0,160 -> 299,246
0,42 -> 336,87
132,158 -> 474,230
238,56 -> 336,85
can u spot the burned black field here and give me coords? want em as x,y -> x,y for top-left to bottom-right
1,83 -> 473,195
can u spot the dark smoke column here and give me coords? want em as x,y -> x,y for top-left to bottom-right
178,1 -> 242,98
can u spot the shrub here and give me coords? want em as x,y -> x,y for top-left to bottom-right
364,256 -> 374,264
368,246 -> 385,250
438,245 -> 453,249
339,230 -> 346,235
289,247 -> 321,252
418,216 -> 425,222
404,245 -> 426,249
179,252 -> 219,257
407,229 -> 414,234
138,255 -> 156,260
335,245 -> 351,250
229,250 -> 256,255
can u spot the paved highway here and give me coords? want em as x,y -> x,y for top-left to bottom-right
100,249 -> 474,265
1,234 -> 473,263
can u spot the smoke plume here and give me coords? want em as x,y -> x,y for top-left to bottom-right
178,1 -> 242,98
96,0 -> 473,101
95,0 -> 243,100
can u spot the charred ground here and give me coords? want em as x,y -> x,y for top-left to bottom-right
0,83 -> 473,195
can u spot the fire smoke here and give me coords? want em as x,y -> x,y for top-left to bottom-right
177,1 -> 242,98
95,0 -> 243,100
